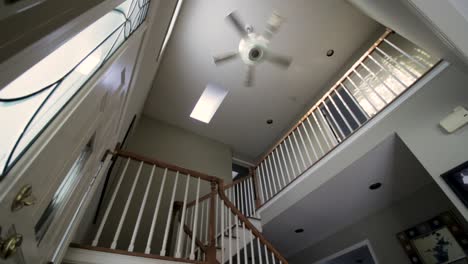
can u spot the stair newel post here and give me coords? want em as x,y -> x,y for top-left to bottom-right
207,180 -> 218,263
251,168 -> 262,209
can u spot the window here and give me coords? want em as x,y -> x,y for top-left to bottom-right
0,0 -> 150,178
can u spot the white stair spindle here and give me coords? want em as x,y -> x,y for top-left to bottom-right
256,167 -> 265,203
316,109 -> 339,147
92,158 -> 130,247
236,215 -> 240,264
247,177 -> 256,217
322,100 -> 346,140
272,151 -> 285,188
250,230 -> 256,264
242,222 -> 248,264
292,132 -> 307,170
129,164 -> 155,252
287,136 -> 302,175
264,245 -> 270,264
221,200 -> 224,262
328,94 -> 354,133
283,140 -> 296,178
260,163 -> 272,199
334,87 -> 362,126
345,77 -> 379,114
175,175 -> 191,258
274,149 -> 288,186
145,168 -> 167,254
257,239 -> 263,264
301,123 -> 318,161
266,157 -> 278,194
111,161 -> 143,249
189,178 -> 201,260
271,252 -> 276,264
160,171 -> 179,256
306,117 -> 325,156
311,110 -> 333,150
296,125 -> 313,166
228,210 -> 232,264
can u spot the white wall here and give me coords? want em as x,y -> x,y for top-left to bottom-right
126,116 -> 232,181
290,183 -> 459,264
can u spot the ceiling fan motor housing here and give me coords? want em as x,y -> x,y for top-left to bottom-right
239,33 -> 269,65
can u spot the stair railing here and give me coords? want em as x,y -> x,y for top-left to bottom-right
83,149 -> 288,264
253,28 -> 441,206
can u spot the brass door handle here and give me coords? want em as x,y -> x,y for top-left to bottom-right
0,233 -> 23,259
11,184 -> 36,212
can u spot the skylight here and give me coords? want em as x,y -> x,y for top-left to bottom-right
190,84 -> 228,123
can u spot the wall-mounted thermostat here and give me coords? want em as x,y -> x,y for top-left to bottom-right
440,106 -> 468,133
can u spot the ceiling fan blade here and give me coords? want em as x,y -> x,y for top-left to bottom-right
226,11 -> 248,37
213,51 -> 239,65
265,51 -> 292,68
264,11 -> 284,40
245,65 -> 254,87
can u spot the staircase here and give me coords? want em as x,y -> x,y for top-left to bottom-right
63,149 -> 286,264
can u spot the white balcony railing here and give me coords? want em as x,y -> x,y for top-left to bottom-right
255,29 -> 441,205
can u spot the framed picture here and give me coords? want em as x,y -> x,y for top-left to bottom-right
397,211 -> 468,264
442,160 -> 468,208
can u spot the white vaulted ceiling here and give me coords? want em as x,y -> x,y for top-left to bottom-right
144,0 -> 382,162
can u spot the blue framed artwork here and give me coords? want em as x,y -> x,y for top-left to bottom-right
397,211 -> 468,264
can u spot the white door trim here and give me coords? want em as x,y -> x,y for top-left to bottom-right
312,239 -> 379,264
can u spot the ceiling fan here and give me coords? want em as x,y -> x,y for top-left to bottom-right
213,11 -> 292,87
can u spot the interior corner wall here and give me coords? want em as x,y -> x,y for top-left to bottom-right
126,115 -> 232,183
289,183 -> 458,264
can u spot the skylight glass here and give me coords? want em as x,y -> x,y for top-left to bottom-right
190,84 -> 228,123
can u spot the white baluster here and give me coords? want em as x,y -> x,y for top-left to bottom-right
236,215 -> 240,264
274,149 -> 288,186
311,111 -> 332,150
306,116 -> 325,156
246,177 -> 254,217
160,171 -> 179,256
266,157 -> 278,194
260,163 -> 272,199
301,123 -> 318,162
189,178 -> 201,260
322,100 -> 346,140
256,167 -> 265,203
287,136 -> 301,175
250,230 -> 256,264
175,175 -> 191,258
129,164 -> 155,252
282,140 -> 296,178
93,158 -> 130,246
220,199 -> 224,263
242,222 -> 248,264
335,86 -> 363,126
271,252 -> 276,264
264,245 -> 270,264
296,125 -> 313,166
257,239 -> 263,264
271,151 -> 285,188
292,132 -> 307,170
145,168 -> 167,254
111,161 -> 143,249
228,209 -> 232,264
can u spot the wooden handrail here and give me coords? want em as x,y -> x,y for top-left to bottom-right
255,28 -> 394,166
115,149 -> 219,182
217,179 -> 289,264
223,174 -> 253,190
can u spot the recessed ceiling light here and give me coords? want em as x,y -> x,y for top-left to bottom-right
266,119 -> 273,125
369,182 -> 382,190
326,49 -> 335,57
294,228 -> 304,233
190,83 -> 228,123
